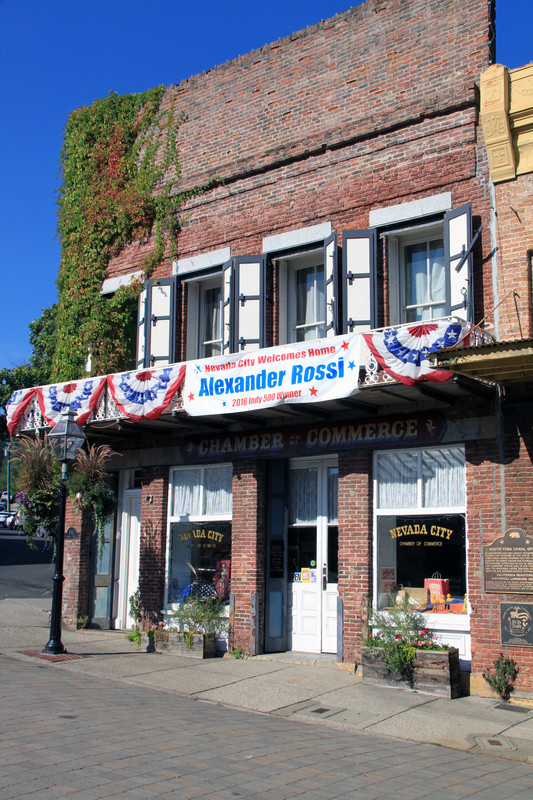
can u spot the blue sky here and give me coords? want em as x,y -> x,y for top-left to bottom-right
0,0 -> 530,373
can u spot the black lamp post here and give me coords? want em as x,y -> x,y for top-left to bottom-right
3,443 -> 11,514
44,409 -> 86,655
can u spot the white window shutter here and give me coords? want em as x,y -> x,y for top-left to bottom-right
185,282 -> 200,361
341,230 -> 377,333
136,278 -> 176,368
324,232 -> 338,337
222,258 -> 234,354
234,256 -> 266,352
445,203 -> 473,322
136,287 -> 147,368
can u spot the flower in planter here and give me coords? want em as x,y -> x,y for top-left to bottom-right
365,597 -> 449,678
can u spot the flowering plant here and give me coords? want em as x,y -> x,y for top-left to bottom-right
365,598 -> 449,677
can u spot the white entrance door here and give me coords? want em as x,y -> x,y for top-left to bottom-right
287,458 -> 338,654
117,491 -> 141,629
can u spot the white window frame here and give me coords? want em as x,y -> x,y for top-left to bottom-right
387,221 -> 446,325
185,273 -> 223,361
278,248 -> 326,344
167,463 -> 233,522
372,445 -> 470,648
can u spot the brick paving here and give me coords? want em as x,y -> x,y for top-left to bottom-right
2,655 -> 533,799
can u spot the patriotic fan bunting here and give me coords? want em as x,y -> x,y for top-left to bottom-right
107,365 -> 186,421
37,377 -> 107,426
6,387 -> 38,435
363,320 -> 470,386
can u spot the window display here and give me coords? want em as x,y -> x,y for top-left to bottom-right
167,464 -> 232,604
375,446 -> 466,611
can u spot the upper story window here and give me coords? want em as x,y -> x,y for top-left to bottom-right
186,275 -> 223,360
282,250 -> 326,343
371,196 -> 474,326
401,228 -> 446,322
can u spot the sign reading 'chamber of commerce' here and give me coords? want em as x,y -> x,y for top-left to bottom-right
501,603 -> 533,647
181,413 -> 445,462
484,528 -> 533,594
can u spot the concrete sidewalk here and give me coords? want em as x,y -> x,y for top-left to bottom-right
2,598 -> 533,765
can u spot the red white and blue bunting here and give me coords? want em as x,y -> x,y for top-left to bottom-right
183,333 -> 363,417
37,377 -> 107,427
107,365 -> 186,421
6,387 -> 38,436
363,320 -> 470,386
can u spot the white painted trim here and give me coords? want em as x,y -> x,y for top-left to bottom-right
101,271 -> 145,295
369,193 -> 452,228
173,247 -> 231,276
262,222 -> 332,254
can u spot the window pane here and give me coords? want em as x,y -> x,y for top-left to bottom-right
171,469 -> 201,517
201,285 -> 222,357
377,452 -> 418,508
204,465 -> 233,515
327,466 -> 338,523
405,242 -> 428,309
289,468 -> 317,524
423,448 -> 465,508
429,240 -> 445,303
168,521 -> 231,602
294,264 -> 325,341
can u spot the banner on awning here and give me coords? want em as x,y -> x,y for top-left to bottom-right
6,387 -> 38,435
183,333 -> 363,417
107,365 -> 186,421
363,321 -> 470,386
37,377 -> 107,427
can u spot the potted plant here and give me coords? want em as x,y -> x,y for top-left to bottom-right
362,598 -> 461,698
154,597 -> 229,658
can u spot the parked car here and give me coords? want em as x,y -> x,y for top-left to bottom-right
1,491 -> 11,504
0,510 -> 11,526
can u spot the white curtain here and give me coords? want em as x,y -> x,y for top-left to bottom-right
204,465 -> 233,515
171,468 -> 201,517
423,448 -> 465,507
377,452 -> 418,509
377,447 -> 465,510
328,466 -> 338,523
171,465 -> 232,518
289,468 -> 317,524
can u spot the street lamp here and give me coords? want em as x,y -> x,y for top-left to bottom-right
3,443 -> 11,513
44,409 -> 87,655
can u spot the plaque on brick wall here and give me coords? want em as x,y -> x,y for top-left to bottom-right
484,528 -> 533,593
501,603 -> 533,647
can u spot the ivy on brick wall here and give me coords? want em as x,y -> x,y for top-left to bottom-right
53,88 -> 217,381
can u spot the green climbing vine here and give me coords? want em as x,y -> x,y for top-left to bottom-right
53,88 -> 217,381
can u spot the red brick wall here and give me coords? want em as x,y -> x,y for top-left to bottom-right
338,449 -> 373,665
467,434 -> 533,694
138,466 -> 168,626
106,0 -> 494,308
491,173 -> 533,340
230,459 -> 265,654
63,498 -> 91,628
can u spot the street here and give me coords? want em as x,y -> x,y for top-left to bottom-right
1,521 -> 533,799
0,526 -> 53,599
1,653 -> 533,800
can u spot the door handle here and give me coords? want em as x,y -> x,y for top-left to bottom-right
323,566 -> 327,591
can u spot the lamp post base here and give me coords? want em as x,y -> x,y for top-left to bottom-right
43,638 -> 67,655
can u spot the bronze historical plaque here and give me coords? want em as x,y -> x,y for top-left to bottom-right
501,603 -> 533,647
484,528 -> 533,594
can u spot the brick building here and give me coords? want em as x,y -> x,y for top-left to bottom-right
8,0 -> 533,695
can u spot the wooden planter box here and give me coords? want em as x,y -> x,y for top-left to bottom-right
361,646 -> 461,699
148,631 -> 217,659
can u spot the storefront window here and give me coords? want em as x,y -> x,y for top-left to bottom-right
167,464 -> 232,603
375,447 -> 466,611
